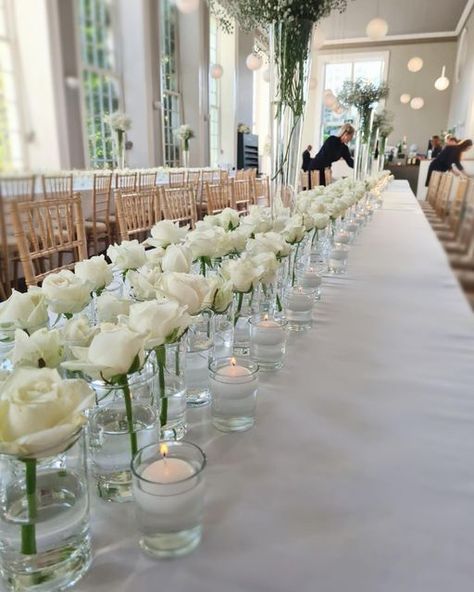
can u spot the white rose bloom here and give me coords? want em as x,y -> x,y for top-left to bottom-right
185,228 -> 219,259
0,289 -> 48,331
313,213 -> 330,230
246,232 -> 291,257
61,315 -> 97,347
128,299 -> 191,348
227,227 -> 251,254
10,328 -> 63,369
0,368 -> 94,457
215,208 -> 240,231
204,276 -> 233,313
148,220 -> 188,248
62,323 -> 145,380
161,244 -> 193,273
127,266 -> 162,301
74,255 -> 113,292
283,217 -> 306,244
158,272 -> 210,315
222,258 -> 262,293
145,247 -> 165,269
107,240 -> 146,271
252,252 -> 279,285
42,270 -> 92,315
95,292 -> 130,323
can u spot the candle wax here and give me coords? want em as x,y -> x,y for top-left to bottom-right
142,458 -> 194,484
217,364 -> 252,378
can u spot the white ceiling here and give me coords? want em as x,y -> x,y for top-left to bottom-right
320,0 -> 470,41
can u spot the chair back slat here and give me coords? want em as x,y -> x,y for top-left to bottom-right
457,181 -> 474,250
447,177 -> 469,234
426,170 -> 442,206
169,171 -> 186,187
11,195 -> 87,286
139,171 -> 157,190
161,187 -> 196,227
115,172 -> 138,191
231,179 -> 251,215
205,182 -> 233,214
115,189 -> 161,242
41,174 -> 73,199
434,172 -> 454,216
255,176 -> 270,206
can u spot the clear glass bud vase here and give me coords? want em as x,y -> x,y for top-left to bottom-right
0,430 -> 91,591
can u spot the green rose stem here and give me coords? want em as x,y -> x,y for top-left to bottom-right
200,257 -> 206,277
276,293 -> 283,312
21,458 -> 37,555
311,228 -> 319,247
155,345 -> 168,427
234,291 -> 244,327
118,375 -> 137,457
291,242 -> 301,287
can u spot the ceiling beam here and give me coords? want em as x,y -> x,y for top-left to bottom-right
455,0 -> 474,34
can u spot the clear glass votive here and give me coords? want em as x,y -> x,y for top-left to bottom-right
328,245 -> 349,274
297,267 -> 322,300
213,312 -> 234,359
131,441 -> 206,558
209,357 -> 258,432
185,310 -> 214,408
249,314 -> 288,371
334,229 -> 351,246
283,286 -> 315,332
88,400 -> 160,503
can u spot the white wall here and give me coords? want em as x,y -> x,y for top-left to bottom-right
448,7 -> 474,141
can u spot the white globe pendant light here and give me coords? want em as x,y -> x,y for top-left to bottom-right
434,66 -> 450,91
262,69 -> 270,83
400,93 -> 411,104
246,53 -> 262,71
407,57 -> 423,72
410,97 -> 424,110
366,17 -> 389,41
175,0 -> 199,13
210,64 -> 223,79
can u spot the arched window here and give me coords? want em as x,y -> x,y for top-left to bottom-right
77,0 -> 121,168
160,0 -> 181,167
0,0 -> 25,172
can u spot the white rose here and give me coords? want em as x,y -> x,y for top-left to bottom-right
161,244 -> 193,273
215,208 -> 240,231
148,220 -> 188,248
283,218 -> 306,244
227,227 -> 251,254
42,270 -> 92,315
9,328 -> 63,369
74,255 -> 113,292
0,368 -> 94,457
61,315 -> 97,347
246,232 -> 291,258
252,252 -> 279,285
95,292 -> 130,323
127,266 -> 162,301
222,258 -> 261,293
158,272 -> 210,315
0,289 -> 48,331
204,276 -> 234,313
185,228 -> 218,259
107,240 -> 146,271
313,213 -> 330,230
62,323 -> 145,380
128,299 -> 191,348
145,247 -> 165,268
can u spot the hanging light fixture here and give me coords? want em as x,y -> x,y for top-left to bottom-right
366,17 -> 389,41
400,93 -> 411,104
246,53 -> 262,71
210,64 -> 223,79
175,0 -> 199,13
410,97 -> 424,110
407,57 -> 423,72
434,66 -> 450,91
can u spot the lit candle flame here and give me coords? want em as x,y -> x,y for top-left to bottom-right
230,357 -> 237,367
160,443 -> 168,458
264,314 -> 269,321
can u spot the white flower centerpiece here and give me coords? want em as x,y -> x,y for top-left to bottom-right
105,111 -> 132,169
174,124 -> 195,168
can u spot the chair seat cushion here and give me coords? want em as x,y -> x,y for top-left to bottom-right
84,220 -> 107,233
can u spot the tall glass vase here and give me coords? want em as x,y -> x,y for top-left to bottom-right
269,20 -> 313,215
354,107 -> 375,180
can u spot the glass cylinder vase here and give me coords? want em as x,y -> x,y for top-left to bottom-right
185,310 -> 214,408
0,430 -> 91,592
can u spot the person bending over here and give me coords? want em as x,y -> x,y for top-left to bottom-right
426,139 -> 473,186
309,124 -> 355,186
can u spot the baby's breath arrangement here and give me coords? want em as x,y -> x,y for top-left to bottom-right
374,109 -> 394,139
337,79 -> 389,142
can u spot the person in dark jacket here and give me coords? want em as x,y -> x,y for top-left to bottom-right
302,145 -> 312,172
431,135 -> 442,158
309,124 -> 355,186
425,139 -> 473,186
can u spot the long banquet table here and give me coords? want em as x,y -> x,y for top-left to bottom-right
77,180 -> 474,592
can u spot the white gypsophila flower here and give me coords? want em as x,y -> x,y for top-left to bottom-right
105,111 -> 132,131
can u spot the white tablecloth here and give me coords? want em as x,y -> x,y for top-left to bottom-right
77,180 -> 474,592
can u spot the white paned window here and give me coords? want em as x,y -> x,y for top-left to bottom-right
319,53 -> 388,144
160,0 -> 181,167
0,0 -> 24,172
77,0 -> 120,168
209,15 -> 220,166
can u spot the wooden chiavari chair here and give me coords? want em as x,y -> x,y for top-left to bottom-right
424,172 -> 454,220
115,171 -> 138,192
85,173 -> 113,255
186,170 -> 201,190
300,171 -> 310,191
421,170 -> 442,212
219,170 -> 229,182
169,171 -> 186,187
41,174 -> 73,199
432,177 -> 469,239
139,171 -> 157,190
255,176 -> 270,206
0,175 -> 36,296
201,170 -> 217,185
234,169 -> 246,181
11,195 -> 87,287
231,179 -> 251,215
205,182 -> 233,215
160,186 -> 197,228
115,189 -> 161,242
444,181 -> 474,258
324,168 -> 333,185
